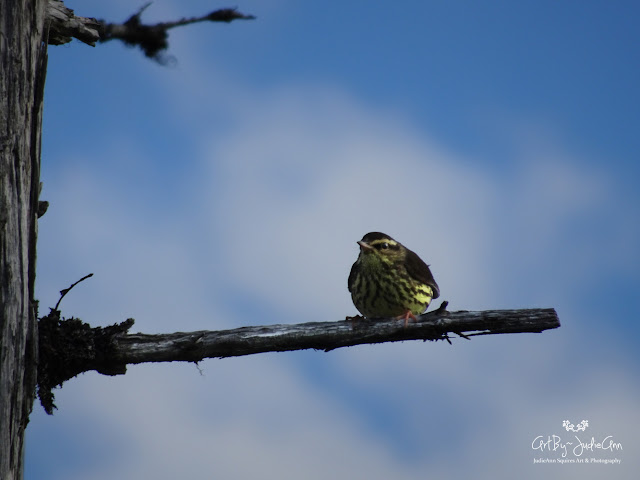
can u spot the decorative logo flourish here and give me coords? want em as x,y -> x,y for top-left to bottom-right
563,420 -> 589,432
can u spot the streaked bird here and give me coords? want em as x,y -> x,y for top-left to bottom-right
348,232 -> 440,322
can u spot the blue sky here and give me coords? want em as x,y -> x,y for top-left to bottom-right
26,1 -> 639,479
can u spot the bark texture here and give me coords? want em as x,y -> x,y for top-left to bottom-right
0,0 -> 48,478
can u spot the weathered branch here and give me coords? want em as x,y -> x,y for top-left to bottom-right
115,306 -> 560,362
37,305 -> 560,413
45,0 -> 255,62
46,0 -> 101,46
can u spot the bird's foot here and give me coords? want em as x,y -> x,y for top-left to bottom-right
397,310 -> 418,328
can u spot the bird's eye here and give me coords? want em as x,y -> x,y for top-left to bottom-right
378,243 -> 389,250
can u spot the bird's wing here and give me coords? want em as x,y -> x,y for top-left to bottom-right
405,249 -> 440,299
348,261 -> 359,293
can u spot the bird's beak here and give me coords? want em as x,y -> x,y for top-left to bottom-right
357,241 -> 373,251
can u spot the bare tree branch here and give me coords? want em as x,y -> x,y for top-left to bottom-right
46,0 -> 101,46
99,3 -> 255,62
54,272 -> 93,311
45,0 -> 255,62
115,306 -> 561,362
37,304 -> 560,413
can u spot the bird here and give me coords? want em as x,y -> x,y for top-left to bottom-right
348,232 -> 440,323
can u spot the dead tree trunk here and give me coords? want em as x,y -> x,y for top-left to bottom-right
0,0 -> 48,478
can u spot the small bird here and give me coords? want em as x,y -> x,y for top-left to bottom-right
348,232 -> 440,323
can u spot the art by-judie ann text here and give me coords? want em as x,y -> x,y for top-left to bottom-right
531,434 -> 622,458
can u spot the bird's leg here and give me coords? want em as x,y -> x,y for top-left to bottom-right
397,310 -> 417,328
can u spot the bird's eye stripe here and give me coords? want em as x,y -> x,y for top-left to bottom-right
370,240 -> 398,248
372,241 -> 400,251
